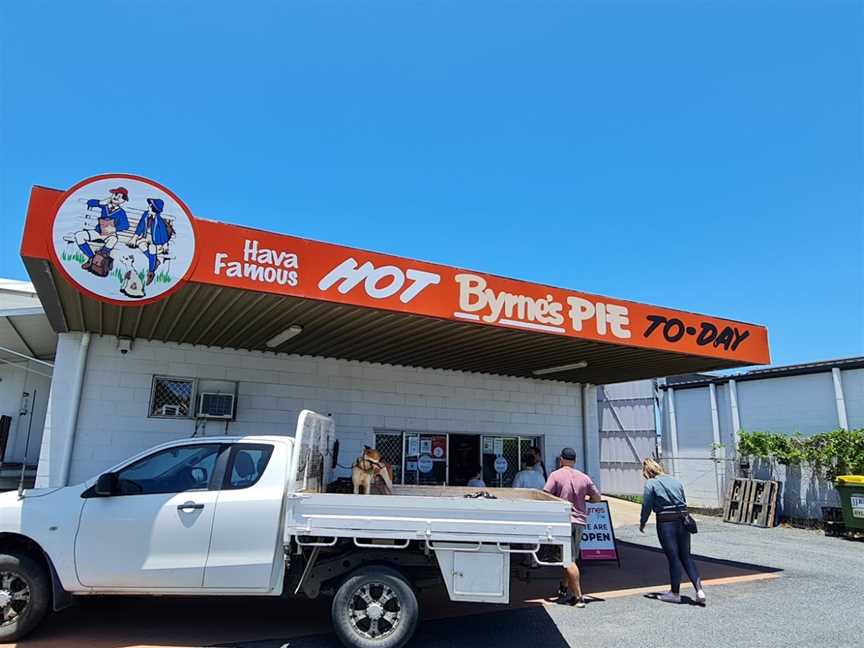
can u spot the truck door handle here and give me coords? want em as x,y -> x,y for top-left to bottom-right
177,502 -> 204,511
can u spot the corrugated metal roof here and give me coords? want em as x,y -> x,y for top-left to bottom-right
27,259 -> 750,384
0,307 -> 57,362
0,278 -> 36,295
661,356 -> 864,389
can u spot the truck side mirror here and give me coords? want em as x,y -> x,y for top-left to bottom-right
94,472 -> 118,496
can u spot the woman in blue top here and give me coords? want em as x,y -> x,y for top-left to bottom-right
639,458 -> 706,604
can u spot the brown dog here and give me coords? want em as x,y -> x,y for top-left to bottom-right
352,446 -> 394,495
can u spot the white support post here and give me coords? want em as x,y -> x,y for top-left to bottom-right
667,388 -> 680,478
709,383 -> 724,508
832,367 -> 849,430
581,383 -> 601,486
728,379 -> 742,454
58,332 -> 91,486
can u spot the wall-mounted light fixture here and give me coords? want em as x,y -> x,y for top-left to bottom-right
266,324 -> 304,349
532,361 -> 588,376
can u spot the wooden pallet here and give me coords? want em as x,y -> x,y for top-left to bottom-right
723,478 -> 779,527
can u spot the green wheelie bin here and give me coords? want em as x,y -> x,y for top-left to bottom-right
835,475 -> 864,530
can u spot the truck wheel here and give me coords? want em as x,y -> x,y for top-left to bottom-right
0,552 -> 50,642
331,566 -> 419,648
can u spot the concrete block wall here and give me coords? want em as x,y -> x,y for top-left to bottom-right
38,333 -> 592,487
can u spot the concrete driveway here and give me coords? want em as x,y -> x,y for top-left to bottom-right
7,498 -> 860,648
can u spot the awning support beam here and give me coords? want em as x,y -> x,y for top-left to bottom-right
0,344 -> 54,368
3,317 -> 37,358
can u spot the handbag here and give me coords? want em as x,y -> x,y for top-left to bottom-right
681,512 -> 698,534
656,478 -> 698,534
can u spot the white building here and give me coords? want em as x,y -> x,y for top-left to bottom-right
0,279 -> 57,486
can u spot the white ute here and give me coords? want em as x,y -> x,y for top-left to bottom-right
0,410 -> 571,647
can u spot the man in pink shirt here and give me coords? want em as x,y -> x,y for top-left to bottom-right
544,447 -> 602,608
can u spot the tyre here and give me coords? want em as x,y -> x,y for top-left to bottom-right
331,565 -> 419,648
0,552 -> 51,642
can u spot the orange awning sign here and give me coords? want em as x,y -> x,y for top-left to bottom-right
22,174 -> 770,365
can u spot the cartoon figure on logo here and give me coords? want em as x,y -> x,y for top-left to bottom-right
128,198 -> 172,285
72,187 -> 130,277
118,254 -> 146,299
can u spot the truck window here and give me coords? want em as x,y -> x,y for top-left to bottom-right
223,444 -> 273,490
115,444 -> 221,495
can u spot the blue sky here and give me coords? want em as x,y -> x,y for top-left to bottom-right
1,1 -> 861,366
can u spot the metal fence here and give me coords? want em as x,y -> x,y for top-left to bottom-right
662,456 -> 738,509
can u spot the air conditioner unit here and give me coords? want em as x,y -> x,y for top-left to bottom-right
160,404 -> 182,417
197,392 -> 235,420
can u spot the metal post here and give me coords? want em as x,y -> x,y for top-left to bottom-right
831,368 -> 849,430
17,388 -> 36,497
667,388 -> 680,478
708,383 -> 723,508
581,383 -> 589,473
728,379 -> 742,453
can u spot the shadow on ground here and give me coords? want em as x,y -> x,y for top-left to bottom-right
7,542 -> 781,648
218,606 -> 572,648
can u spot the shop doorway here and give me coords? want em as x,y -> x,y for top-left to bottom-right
448,434 -> 481,485
480,436 -> 543,487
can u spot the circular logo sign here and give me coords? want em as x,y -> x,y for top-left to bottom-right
50,175 -> 197,305
494,456 -> 508,474
417,455 -> 434,474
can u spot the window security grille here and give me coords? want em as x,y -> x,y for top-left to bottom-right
150,377 -> 194,418
374,432 -> 405,485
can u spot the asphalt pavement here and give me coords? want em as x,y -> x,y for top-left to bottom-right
232,514 -> 864,648
9,505 -> 861,648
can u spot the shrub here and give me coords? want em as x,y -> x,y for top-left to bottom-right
738,428 -> 864,481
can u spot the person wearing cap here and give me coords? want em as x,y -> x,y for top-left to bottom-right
129,198 -> 172,285
544,447 -> 602,608
76,187 -> 130,269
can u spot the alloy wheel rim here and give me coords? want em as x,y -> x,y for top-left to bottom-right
0,572 -> 30,626
347,581 -> 401,640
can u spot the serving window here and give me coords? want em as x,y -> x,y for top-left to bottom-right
374,431 -> 543,487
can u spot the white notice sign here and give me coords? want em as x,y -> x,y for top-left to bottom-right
407,436 -> 419,457
494,456 -> 508,474
417,455 -> 434,473
852,494 -> 864,518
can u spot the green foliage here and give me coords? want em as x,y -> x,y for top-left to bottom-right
738,429 -> 864,481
